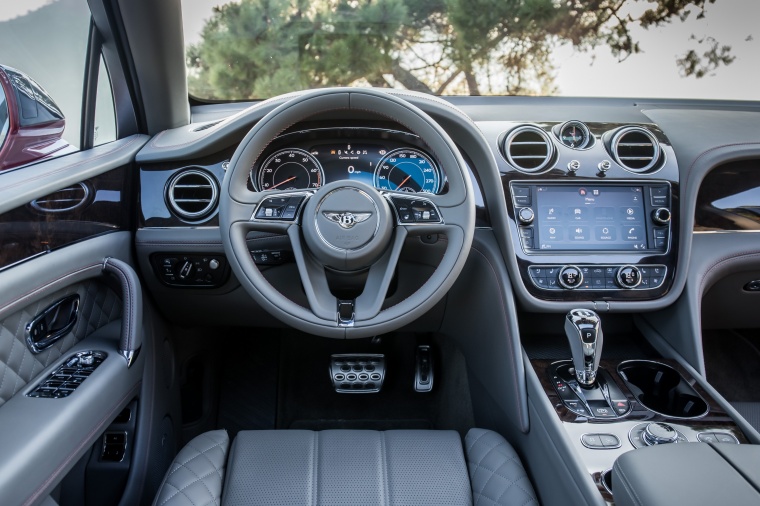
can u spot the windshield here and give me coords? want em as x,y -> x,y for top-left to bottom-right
183,0 -> 759,101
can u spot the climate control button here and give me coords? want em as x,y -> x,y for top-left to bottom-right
558,265 -> 583,289
616,265 -> 642,289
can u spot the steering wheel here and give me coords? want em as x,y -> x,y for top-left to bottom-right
219,88 -> 474,338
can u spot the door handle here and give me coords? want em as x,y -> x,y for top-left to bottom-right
25,294 -> 80,353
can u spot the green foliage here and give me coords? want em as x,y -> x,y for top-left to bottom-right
187,0 -> 735,99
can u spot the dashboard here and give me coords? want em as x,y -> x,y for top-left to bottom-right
134,93 -> 760,321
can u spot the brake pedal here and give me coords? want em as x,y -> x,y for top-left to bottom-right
414,345 -> 434,392
330,354 -> 385,393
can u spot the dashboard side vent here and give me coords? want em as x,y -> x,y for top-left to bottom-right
166,169 -> 219,220
611,127 -> 661,173
504,125 -> 554,173
30,182 -> 90,213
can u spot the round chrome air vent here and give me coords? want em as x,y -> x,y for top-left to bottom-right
166,169 -> 219,220
29,182 -> 91,213
610,127 -> 661,173
503,125 -> 554,173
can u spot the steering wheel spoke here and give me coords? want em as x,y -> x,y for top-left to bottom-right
354,227 -> 408,321
286,224 -> 338,321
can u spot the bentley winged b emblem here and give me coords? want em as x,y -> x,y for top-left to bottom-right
323,211 -> 372,229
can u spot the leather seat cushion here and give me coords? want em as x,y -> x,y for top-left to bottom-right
222,429 -> 473,506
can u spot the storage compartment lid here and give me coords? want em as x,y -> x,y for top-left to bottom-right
612,443 -> 760,506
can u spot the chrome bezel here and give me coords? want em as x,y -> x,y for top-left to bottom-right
618,360 -> 710,420
253,147 -> 325,192
556,120 -> 593,150
166,168 -> 219,220
502,125 -> 555,173
610,126 -> 662,174
373,147 -> 442,194
580,433 -> 622,450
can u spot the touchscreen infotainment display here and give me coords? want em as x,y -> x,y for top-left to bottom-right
535,186 -> 647,251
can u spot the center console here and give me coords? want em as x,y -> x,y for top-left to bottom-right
531,309 -> 749,504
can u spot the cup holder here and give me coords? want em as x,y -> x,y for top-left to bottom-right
601,469 -> 613,496
617,360 -> 709,419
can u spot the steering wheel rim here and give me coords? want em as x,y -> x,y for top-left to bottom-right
219,88 -> 474,338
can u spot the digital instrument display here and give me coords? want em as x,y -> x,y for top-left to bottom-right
535,185 -> 647,251
249,130 -> 445,194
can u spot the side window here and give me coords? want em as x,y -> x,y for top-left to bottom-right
0,0 -> 94,170
94,57 -> 116,146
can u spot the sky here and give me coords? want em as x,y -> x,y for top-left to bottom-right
1,0 -> 759,101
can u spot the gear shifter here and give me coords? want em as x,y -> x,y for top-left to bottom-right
564,309 -> 603,387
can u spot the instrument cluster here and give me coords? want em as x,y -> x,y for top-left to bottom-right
248,127 -> 447,195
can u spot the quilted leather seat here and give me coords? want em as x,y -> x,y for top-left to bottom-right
152,428 -> 538,506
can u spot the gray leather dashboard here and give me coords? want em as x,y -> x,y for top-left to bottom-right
136,93 -> 760,316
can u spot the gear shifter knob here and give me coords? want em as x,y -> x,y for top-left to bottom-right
564,309 -> 603,387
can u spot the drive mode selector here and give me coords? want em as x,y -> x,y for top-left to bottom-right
616,265 -> 642,289
643,423 -> 679,445
558,265 -> 583,289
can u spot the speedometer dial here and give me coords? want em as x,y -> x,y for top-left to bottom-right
373,148 -> 441,194
255,148 -> 324,191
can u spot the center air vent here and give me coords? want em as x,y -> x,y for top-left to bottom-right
611,127 -> 661,173
30,182 -> 90,213
503,125 -> 554,173
166,169 -> 219,220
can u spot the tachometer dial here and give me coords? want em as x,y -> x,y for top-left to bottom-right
255,148 -> 324,191
373,148 -> 441,194
557,121 -> 592,149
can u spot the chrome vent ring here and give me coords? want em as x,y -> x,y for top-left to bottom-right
30,182 -> 90,213
611,127 -> 661,173
166,169 -> 219,220
504,125 -> 554,173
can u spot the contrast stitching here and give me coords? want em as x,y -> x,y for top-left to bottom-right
1,136 -> 141,193
0,264 -> 101,317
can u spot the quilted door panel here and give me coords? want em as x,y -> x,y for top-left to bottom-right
0,279 -> 121,405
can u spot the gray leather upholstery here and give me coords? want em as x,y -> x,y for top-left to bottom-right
153,430 -> 230,506
102,257 -> 143,365
612,442 -> 760,506
0,280 -> 121,406
466,428 -> 538,506
223,429 -> 472,505
156,428 -> 536,506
